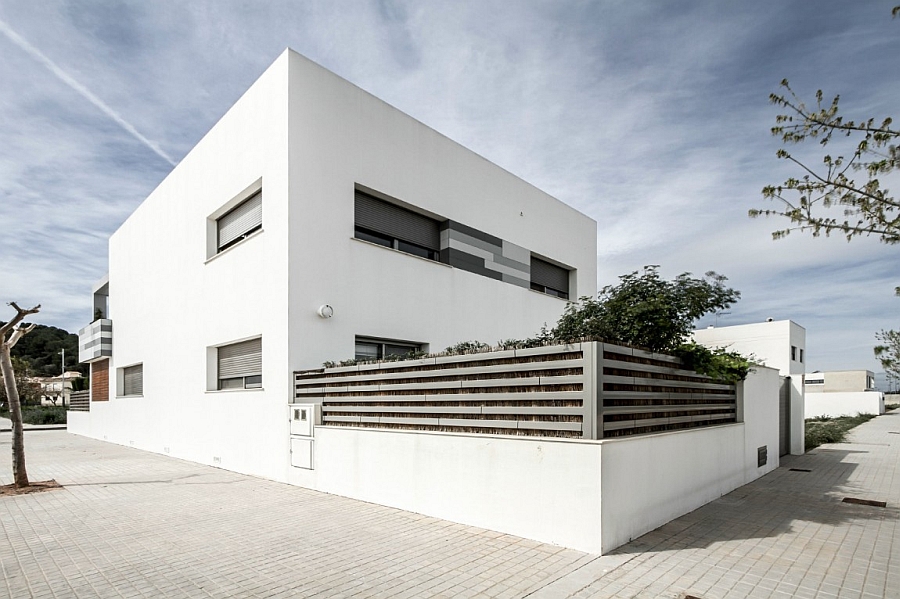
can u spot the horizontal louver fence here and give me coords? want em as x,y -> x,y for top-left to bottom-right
69,390 -> 90,412
294,342 -> 737,440
599,345 -> 737,438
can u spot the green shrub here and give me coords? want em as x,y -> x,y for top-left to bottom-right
805,413 -> 876,451
21,406 -> 67,425
674,342 -> 754,383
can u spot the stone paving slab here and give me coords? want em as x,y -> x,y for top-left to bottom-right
1,410 -> 899,598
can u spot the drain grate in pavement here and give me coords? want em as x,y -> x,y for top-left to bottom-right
789,468 -> 812,472
843,497 -> 887,508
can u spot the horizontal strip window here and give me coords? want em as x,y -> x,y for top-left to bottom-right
217,191 -> 262,252
355,337 -> 423,361
355,190 -> 440,261
530,256 -> 570,299
123,364 -> 143,396
218,337 -> 262,390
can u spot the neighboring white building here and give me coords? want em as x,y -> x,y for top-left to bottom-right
804,370 -> 884,418
692,319 -> 806,455
71,49 -> 597,484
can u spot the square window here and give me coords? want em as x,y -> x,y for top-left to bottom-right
216,337 -> 262,390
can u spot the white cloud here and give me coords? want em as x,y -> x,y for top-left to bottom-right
0,0 -> 897,385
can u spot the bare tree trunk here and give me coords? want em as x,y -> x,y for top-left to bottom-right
1,343 -> 28,487
1,302 -> 41,489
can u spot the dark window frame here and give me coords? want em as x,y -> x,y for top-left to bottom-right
217,191 -> 262,253
355,336 -> 423,361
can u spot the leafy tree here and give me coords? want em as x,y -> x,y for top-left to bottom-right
552,266 -> 740,353
875,329 -> 900,387
752,9 -> 899,384
752,79 -> 898,244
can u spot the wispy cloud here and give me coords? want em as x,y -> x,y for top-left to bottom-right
0,17 -> 175,167
0,1 -> 897,385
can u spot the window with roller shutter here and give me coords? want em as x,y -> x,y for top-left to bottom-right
217,337 -> 262,390
217,191 -> 262,252
122,364 -> 143,396
530,256 -> 570,299
354,190 -> 440,261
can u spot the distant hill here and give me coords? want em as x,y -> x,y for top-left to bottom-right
0,322 -> 86,377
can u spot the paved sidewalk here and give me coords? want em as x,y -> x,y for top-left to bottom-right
1,411 -> 898,598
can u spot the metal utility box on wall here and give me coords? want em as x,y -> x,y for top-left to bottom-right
291,404 -> 317,436
289,403 -> 321,469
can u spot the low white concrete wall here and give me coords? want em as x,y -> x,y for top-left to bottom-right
805,391 -> 885,419
598,366 -> 780,553
314,427 -> 605,553
66,410 -> 90,434
309,367 -> 781,555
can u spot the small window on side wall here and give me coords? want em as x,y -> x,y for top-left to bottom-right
217,337 -> 262,390
119,363 -> 143,397
217,191 -> 262,253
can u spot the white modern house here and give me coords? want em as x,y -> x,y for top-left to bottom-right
804,370 -> 885,418
693,319 -> 806,455
72,49 -> 783,554
71,49 -> 596,481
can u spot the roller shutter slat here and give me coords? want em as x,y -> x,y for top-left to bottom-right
531,256 -> 569,292
355,191 -> 440,250
218,338 -> 262,378
123,364 -> 143,396
218,192 -> 262,250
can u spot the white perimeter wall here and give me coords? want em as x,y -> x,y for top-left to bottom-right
598,365 -> 780,553
301,366 -> 781,554
314,428 -> 604,552
805,392 -> 885,419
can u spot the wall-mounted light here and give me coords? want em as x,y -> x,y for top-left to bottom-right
317,304 -> 334,319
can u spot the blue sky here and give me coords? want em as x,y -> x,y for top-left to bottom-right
0,1 -> 897,387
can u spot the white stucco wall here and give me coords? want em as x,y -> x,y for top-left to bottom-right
75,52 -> 293,480
284,50 -> 596,377
598,366 -> 780,553
73,49 -> 598,484
300,367 -> 780,554
805,391 -> 885,418
314,427 -> 605,553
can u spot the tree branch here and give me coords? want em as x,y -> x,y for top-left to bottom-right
0,303 -> 41,340
7,323 -> 36,350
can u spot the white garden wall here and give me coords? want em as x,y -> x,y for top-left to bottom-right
805,391 -> 885,419
299,366 -> 781,554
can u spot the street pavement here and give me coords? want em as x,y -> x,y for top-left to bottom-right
1,410 -> 898,598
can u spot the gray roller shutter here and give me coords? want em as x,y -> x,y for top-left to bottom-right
531,256 -> 569,293
218,192 -> 262,250
218,338 -> 262,378
355,191 -> 440,251
123,364 -> 143,396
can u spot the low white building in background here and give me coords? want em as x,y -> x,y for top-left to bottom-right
692,319 -> 806,455
804,370 -> 885,418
